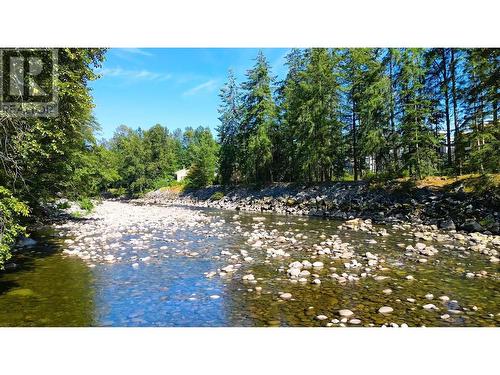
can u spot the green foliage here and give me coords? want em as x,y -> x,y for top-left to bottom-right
0,186 -> 29,268
217,48 -> 498,185
56,201 -> 71,209
217,70 -> 242,184
186,128 -> 219,188
210,191 -> 224,201
152,176 -> 175,190
239,51 -> 277,183
77,197 -> 94,212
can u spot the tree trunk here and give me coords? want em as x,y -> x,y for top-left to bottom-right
388,49 -> 398,172
352,94 -> 358,181
441,49 -> 452,167
450,49 -> 461,174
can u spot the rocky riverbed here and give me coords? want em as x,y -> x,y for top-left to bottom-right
139,182 -> 500,234
3,199 -> 497,327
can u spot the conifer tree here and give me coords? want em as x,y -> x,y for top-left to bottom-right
240,51 -> 277,183
217,70 -> 241,184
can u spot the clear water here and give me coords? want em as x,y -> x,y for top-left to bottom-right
0,206 -> 498,327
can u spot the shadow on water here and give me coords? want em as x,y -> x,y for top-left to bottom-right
0,227 -> 95,327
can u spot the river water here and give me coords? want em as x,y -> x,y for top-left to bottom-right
0,202 -> 498,327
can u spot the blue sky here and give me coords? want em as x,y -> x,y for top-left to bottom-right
90,48 -> 290,140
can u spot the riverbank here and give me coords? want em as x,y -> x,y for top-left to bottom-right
138,177 -> 500,234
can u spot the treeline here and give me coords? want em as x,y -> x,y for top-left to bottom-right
217,48 -> 499,184
101,125 -> 218,195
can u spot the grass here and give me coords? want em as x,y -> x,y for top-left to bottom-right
372,173 -> 500,195
159,181 -> 186,193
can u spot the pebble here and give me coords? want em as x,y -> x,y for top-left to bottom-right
423,304 -> 438,311
378,306 -> 393,314
349,319 -> 361,325
338,309 -> 354,317
280,293 -> 292,300
316,315 -> 328,320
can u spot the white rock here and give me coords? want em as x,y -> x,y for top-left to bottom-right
378,306 -> 394,314
338,309 -> 354,317
242,274 -> 255,281
423,304 -> 439,311
280,293 -> 292,300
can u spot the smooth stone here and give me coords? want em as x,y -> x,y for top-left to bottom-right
423,303 -> 438,311
338,309 -> 354,317
349,318 -> 361,325
316,315 -> 328,320
378,306 -> 394,314
280,293 -> 292,300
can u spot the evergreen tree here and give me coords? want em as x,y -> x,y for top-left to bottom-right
461,48 -> 500,173
397,49 -> 439,179
186,127 -> 219,188
296,48 -> 343,181
240,51 -> 277,183
217,70 -> 241,184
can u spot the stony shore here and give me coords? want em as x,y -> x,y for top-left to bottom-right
138,182 -> 500,234
9,198 -> 498,326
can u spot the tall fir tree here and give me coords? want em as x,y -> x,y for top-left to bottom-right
240,51 -> 277,183
217,70 -> 241,184
397,48 -> 439,179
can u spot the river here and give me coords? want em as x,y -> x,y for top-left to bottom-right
0,201 -> 498,327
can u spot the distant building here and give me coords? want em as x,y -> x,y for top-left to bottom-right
175,168 -> 189,182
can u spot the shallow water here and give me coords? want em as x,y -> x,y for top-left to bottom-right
0,205 -> 498,327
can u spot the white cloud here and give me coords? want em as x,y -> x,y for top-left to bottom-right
119,48 -> 154,56
97,67 -> 172,81
182,79 -> 218,96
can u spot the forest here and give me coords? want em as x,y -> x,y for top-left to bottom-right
0,48 -> 498,267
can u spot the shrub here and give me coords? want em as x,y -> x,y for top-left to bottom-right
56,201 -> 71,209
153,176 -> 175,190
108,187 -> 127,197
78,197 -> 94,212
210,191 -> 224,201
0,186 -> 29,268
